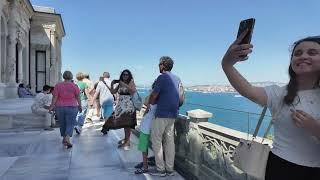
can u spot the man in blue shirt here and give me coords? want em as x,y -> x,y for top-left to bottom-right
149,56 -> 180,177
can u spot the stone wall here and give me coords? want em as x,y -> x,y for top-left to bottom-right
174,115 -> 251,180
136,109 -> 268,180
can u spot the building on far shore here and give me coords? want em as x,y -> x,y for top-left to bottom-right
0,0 -> 65,99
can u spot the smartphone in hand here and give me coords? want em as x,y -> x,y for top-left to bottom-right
237,18 -> 255,45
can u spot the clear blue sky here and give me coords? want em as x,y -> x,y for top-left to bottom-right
31,0 -> 319,86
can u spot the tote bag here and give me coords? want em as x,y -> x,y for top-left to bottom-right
132,91 -> 142,110
178,80 -> 185,107
233,106 -> 273,180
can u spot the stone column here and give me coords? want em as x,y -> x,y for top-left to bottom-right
17,43 -> 23,83
57,38 -> 62,82
4,1 -> 18,98
49,30 -> 56,86
0,26 -> 3,99
24,46 -> 29,85
45,48 -> 50,85
1,34 -> 7,83
0,21 -> 7,99
0,22 -> 2,83
30,45 -> 36,92
0,0 -> 5,15
26,30 -> 30,86
0,0 -> 6,84
4,35 -> 18,98
6,0 -> 17,84
7,33 -> 16,84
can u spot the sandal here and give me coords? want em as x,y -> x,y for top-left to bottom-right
117,141 -> 126,148
118,139 -> 125,145
134,162 -> 143,169
101,127 -> 109,135
62,138 -> 67,145
118,142 -> 130,149
65,139 -> 73,148
134,168 -> 148,174
134,157 -> 156,168
64,136 -> 73,149
66,141 -> 73,149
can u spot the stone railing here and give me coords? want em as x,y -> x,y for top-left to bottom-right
136,108 -> 272,180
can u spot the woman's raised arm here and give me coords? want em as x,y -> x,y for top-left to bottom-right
110,80 -> 120,94
221,30 -> 267,106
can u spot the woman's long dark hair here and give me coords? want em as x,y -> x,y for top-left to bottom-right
284,36 -> 320,105
119,69 -> 133,84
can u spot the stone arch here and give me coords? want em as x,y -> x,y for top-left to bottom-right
0,14 -> 8,83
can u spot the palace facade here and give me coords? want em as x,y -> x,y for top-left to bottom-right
0,0 -> 65,98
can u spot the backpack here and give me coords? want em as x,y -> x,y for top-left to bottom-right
178,80 -> 185,107
77,83 -> 87,99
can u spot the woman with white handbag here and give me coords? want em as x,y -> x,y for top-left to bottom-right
221,31 -> 320,180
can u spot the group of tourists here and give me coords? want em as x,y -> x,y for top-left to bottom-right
26,32 -> 320,179
43,56 -> 182,177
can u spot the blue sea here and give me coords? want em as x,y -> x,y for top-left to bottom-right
137,89 -> 273,136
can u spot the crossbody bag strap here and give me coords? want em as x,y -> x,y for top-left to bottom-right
101,80 -> 111,91
260,101 -> 283,143
261,119 -> 273,143
101,80 -> 115,100
252,106 -> 268,139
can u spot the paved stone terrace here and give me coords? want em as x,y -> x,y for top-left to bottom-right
0,119 -> 184,180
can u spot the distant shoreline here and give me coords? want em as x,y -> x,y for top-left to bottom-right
185,89 -> 237,94
137,81 -> 286,94
186,81 -> 286,93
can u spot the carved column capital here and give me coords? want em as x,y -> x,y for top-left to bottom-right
7,34 -> 16,45
16,41 -> 22,49
43,24 -> 56,32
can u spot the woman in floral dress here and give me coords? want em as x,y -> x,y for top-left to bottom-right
102,69 -> 137,150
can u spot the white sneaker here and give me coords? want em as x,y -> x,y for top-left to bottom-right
149,169 -> 166,177
166,170 -> 175,176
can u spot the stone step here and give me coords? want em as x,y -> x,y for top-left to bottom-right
0,113 -> 48,129
0,98 -> 47,129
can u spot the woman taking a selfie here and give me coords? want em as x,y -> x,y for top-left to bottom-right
102,69 -> 137,150
221,31 -> 320,179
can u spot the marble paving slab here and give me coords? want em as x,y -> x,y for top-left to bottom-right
0,120 -> 185,180
0,157 -> 18,177
1,154 -> 71,180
